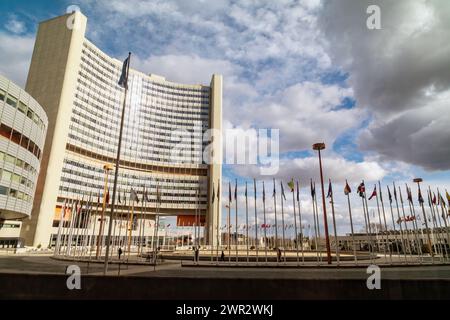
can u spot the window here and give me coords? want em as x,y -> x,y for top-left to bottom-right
12,173 -> 21,184
18,101 -> 27,114
5,154 -> 15,164
9,189 -> 17,198
0,151 -> 4,161
27,109 -> 34,120
0,186 -> 7,195
2,170 -> 11,181
0,89 -> 5,101
6,95 -> 17,108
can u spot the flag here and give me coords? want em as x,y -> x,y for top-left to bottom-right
217,181 -> 220,201
157,186 -> 162,203
118,191 -> 122,204
310,179 -> 315,199
296,181 -> 300,202
118,56 -> 130,89
407,186 -> 413,203
378,183 -> 384,202
446,191 -> 450,206
418,188 -> 424,204
234,180 -> 237,200
368,185 -> 377,200
211,184 -> 215,204
432,193 -> 437,205
145,188 -> 150,202
387,186 -> 392,204
326,181 -> 332,198
262,182 -> 266,202
393,185 -> 398,201
281,182 -> 286,200
357,182 -> 365,198
105,189 -> 110,204
399,187 -> 404,203
272,180 -> 276,198
439,193 -> 447,208
244,182 -> 247,198
228,182 -> 232,203
287,179 -> 295,192
130,188 -> 139,203
344,180 -> 351,195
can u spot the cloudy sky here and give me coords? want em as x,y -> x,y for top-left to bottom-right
1,0 -> 449,233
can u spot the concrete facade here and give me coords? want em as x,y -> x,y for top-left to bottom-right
20,11 -> 222,248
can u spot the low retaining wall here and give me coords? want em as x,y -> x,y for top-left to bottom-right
1,273 -> 449,300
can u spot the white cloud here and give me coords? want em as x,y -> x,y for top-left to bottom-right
4,15 -> 27,34
0,32 -> 34,87
318,0 -> 450,170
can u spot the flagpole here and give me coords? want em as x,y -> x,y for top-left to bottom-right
280,181 -> 286,264
378,181 -> 393,265
103,52 -> 131,274
54,201 -> 65,256
127,199 -> 135,260
215,179 -> 220,263
345,180 -> 357,265
435,187 -> 450,259
429,189 -> 445,260
291,180 -> 299,266
272,178 -> 278,255
262,181 -> 268,263
362,183 -> 376,262
328,179 -> 339,266
359,183 -> 372,262
413,179 -> 433,264
392,182 -> 408,263
311,179 -> 320,264
245,181 -> 249,263
296,181 -> 304,264
398,186 -> 413,257
234,179 -> 238,264
405,184 -> 423,263
253,179 -> 258,264
428,188 -> 443,260
372,185 -> 387,262
66,200 -> 76,257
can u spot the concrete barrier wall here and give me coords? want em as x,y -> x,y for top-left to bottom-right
1,273 -> 450,299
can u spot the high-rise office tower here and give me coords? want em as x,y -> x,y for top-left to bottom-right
20,11 -> 222,248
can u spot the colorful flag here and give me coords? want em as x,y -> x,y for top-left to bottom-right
368,185 -> 377,200
446,191 -> 450,207
344,180 -> 351,195
432,193 -> 437,205
357,182 -> 365,198
287,179 -> 295,192
105,189 -> 110,204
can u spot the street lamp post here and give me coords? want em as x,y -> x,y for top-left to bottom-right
414,178 -> 434,262
312,142 -> 332,265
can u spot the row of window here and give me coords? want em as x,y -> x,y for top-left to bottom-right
83,43 -> 210,94
0,185 -> 33,202
0,150 -> 37,176
0,123 -> 42,159
0,167 -> 34,189
63,159 -> 205,184
0,89 -> 46,130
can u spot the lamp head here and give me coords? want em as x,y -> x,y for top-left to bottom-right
312,142 -> 326,151
413,178 -> 423,183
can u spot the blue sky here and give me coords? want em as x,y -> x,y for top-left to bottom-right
1,0 -> 449,232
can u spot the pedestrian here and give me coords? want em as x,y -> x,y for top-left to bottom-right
277,247 -> 282,262
118,247 -> 123,260
195,247 -> 200,262
220,250 -> 225,261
